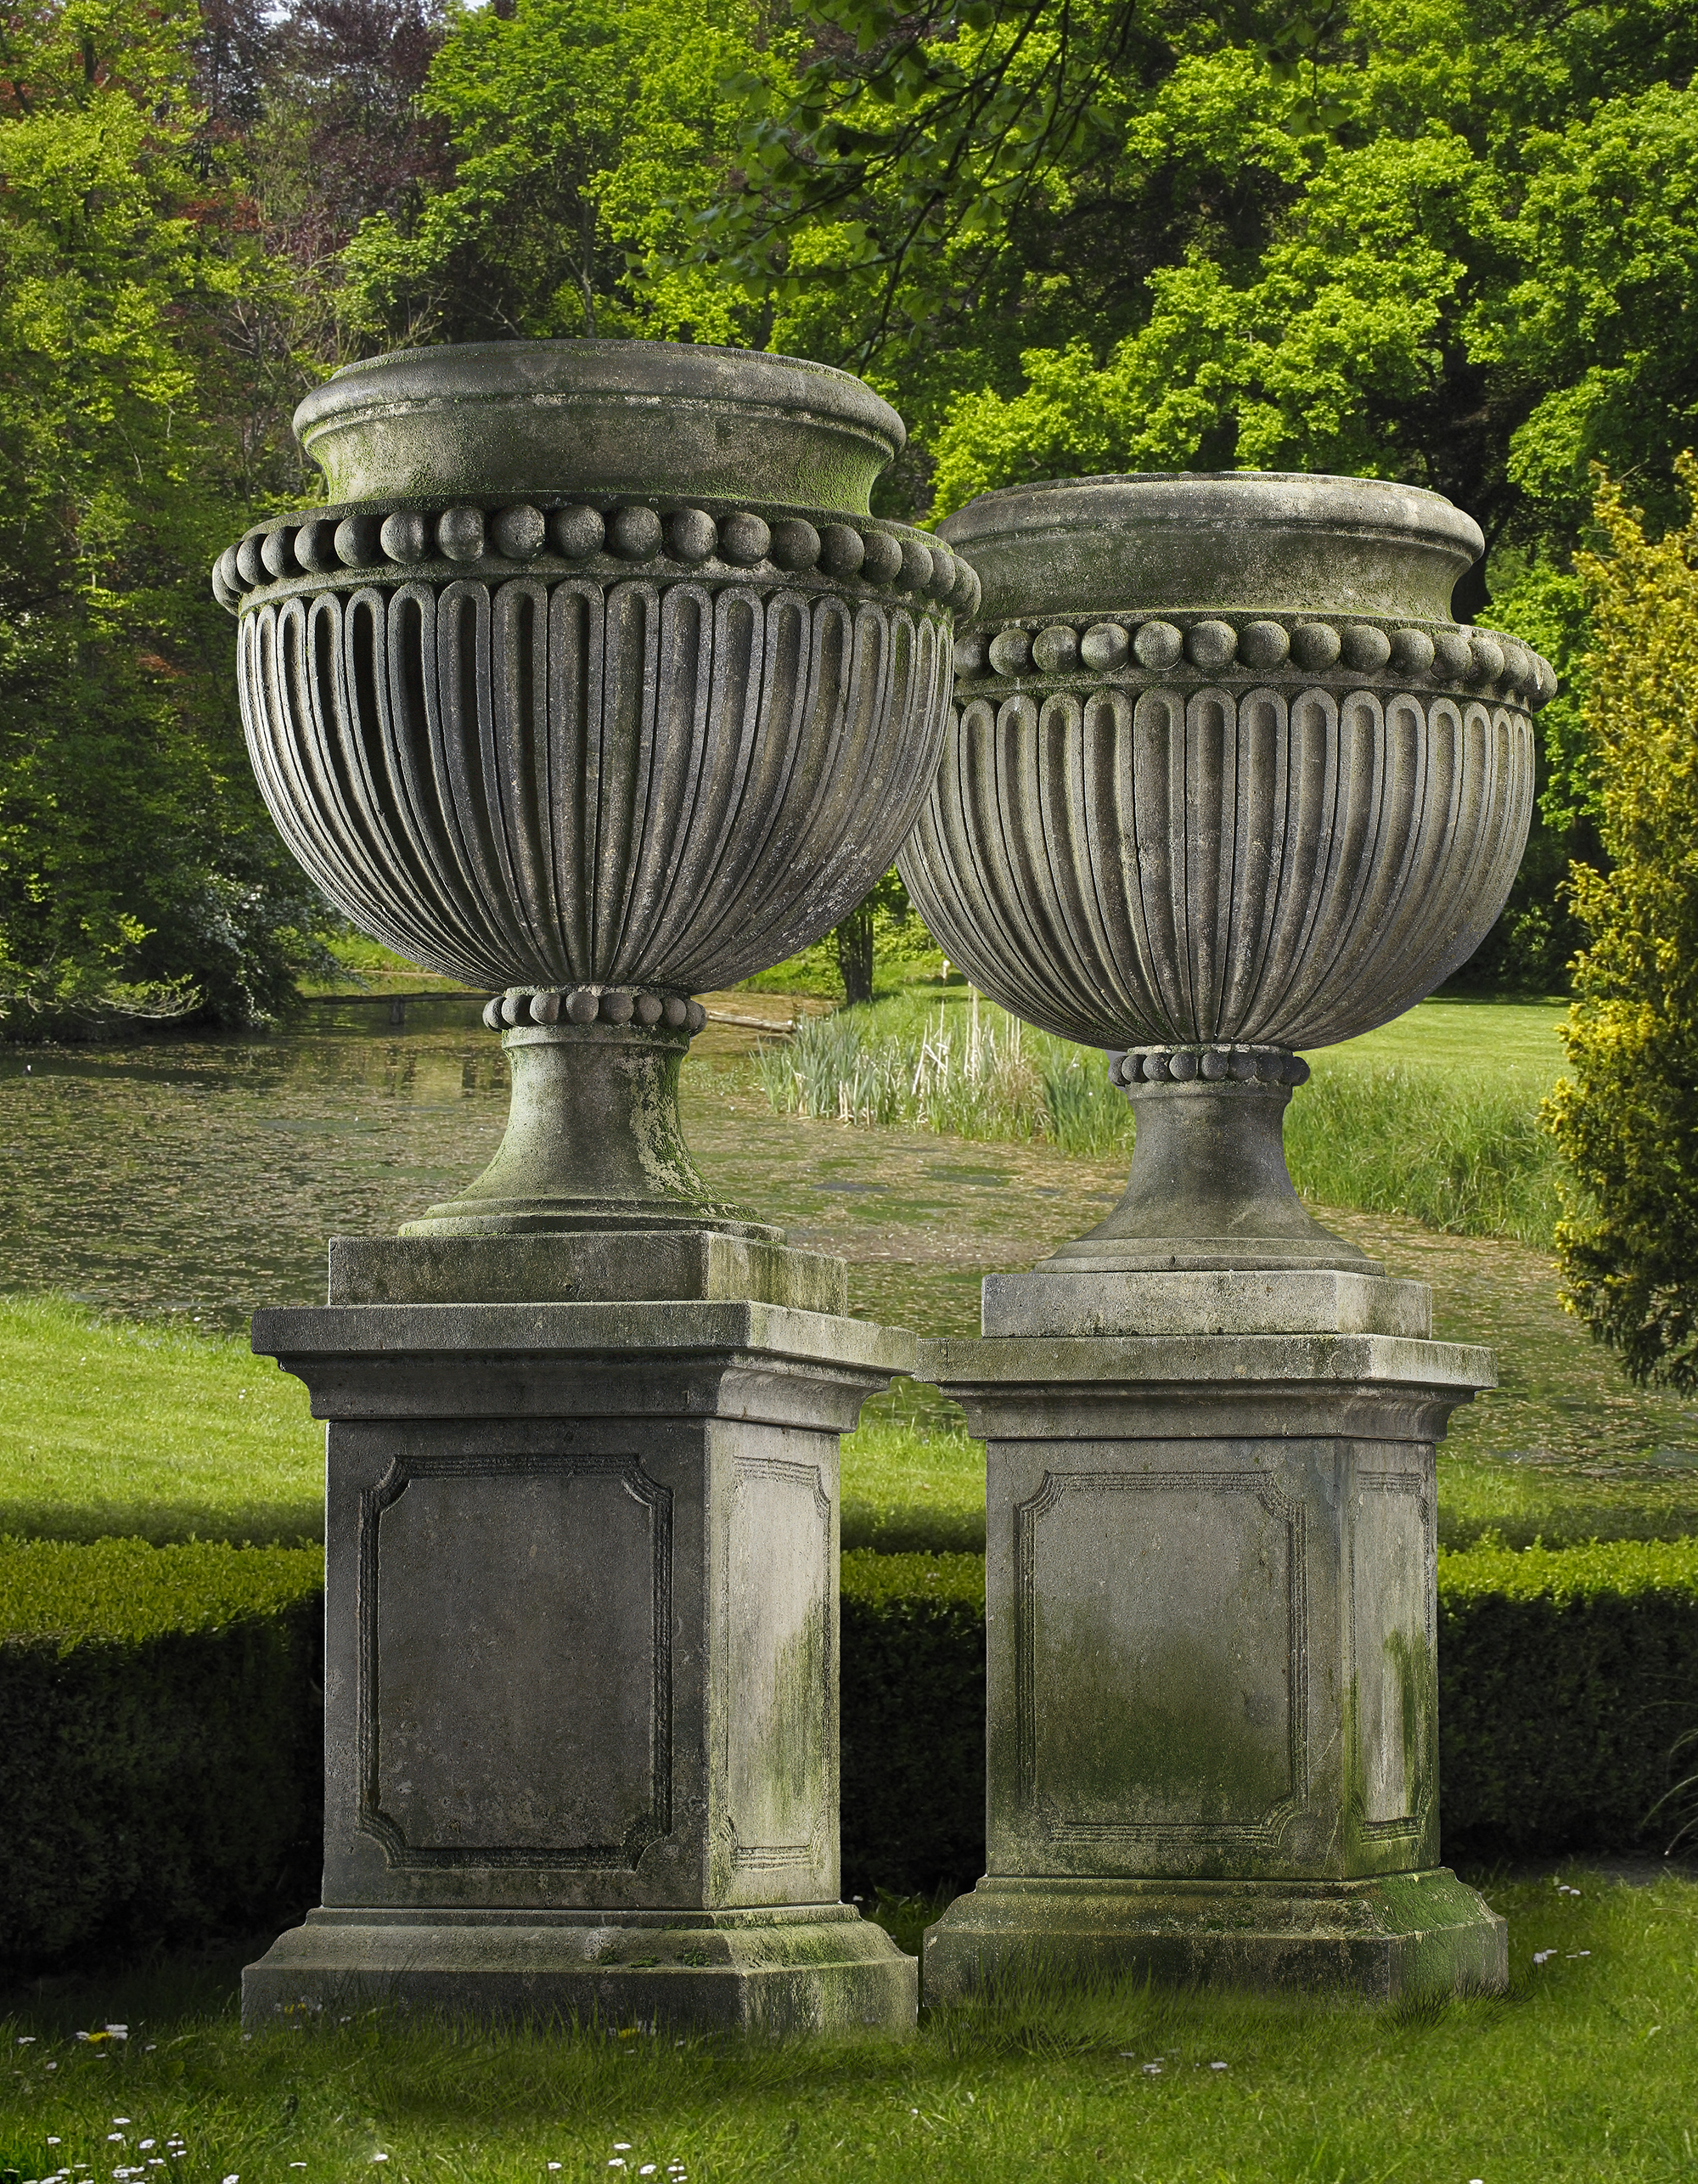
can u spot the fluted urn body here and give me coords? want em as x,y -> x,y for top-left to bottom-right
898,473 -> 1550,1272
216,341 -> 963,1235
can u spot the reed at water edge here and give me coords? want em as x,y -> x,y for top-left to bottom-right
751,989 -> 1566,1248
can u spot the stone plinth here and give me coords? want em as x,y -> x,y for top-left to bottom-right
915,1271 -> 1506,2001
242,1257 -> 919,2033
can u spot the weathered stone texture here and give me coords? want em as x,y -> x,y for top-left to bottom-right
241,1297 -> 919,2030
916,1276 -> 1505,1998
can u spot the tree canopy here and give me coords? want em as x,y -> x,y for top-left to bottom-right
0,0 -> 335,1031
1,0 -> 1695,1024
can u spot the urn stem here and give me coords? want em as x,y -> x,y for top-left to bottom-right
1047,1076 -> 1380,1275
401,1022 -> 774,1240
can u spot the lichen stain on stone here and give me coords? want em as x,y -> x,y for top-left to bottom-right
746,1590 -> 829,1836
1383,1624 -> 1432,1805
1341,1624 -> 1437,1870
621,1042 -> 710,1201
1031,1598 -> 1291,1832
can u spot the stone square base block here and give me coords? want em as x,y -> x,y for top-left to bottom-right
243,1263 -> 919,2034
919,1872 -> 1505,2001
915,1270 -> 1507,2004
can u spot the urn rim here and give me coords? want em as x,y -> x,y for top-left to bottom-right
937,470 -> 1485,626
294,339 -> 906,515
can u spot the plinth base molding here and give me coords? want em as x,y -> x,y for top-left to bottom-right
244,1905 -> 917,2033
921,1871 -> 1506,2003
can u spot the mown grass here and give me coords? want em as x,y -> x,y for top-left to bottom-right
1437,1453 -> 1698,1552
9,1289 -> 1698,1557
841,1378 -> 986,1551
0,1295 -> 321,1546
754,986 -> 1569,1248
1,1873 -> 1691,2182
0,1292 -> 994,1554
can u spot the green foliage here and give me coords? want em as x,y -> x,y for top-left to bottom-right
756,988 -> 1565,1241
699,0 -> 1698,559
827,866 -> 921,1007
0,1538 -> 324,1971
741,881 -> 942,1001
338,0 -> 779,346
842,1378 -> 986,1553
1547,459 -> 1698,1386
840,1549 -> 986,1898
689,0 -> 1698,954
1439,1535 -> 1698,1856
1288,1061 -> 1565,1247
0,0 -> 337,1034
927,125 -> 1486,516
0,1534 -> 324,1644
753,987 -> 1114,1148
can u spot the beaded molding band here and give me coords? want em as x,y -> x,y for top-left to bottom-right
955,614 -> 1555,712
214,499 -> 979,619
483,988 -> 709,1033
1109,1044 -> 1313,1088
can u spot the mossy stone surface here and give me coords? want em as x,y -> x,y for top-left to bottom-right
916,1286 -> 1502,1999
920,1871 -> 1506,2002
246,1904 -> 916,2032
245,1299 -> 918,2035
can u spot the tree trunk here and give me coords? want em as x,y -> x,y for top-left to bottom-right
835,903 -> 875,1005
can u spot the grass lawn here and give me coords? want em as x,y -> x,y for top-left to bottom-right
1316,993 -> 1568,1078
4,995 -> 1696,2179
7,1264 -> 1698,1556
2,990 -> 1693,1552
0,1295 -> 321,1545
2,1872 -> 1692,2182
756,988 -> 1571,1245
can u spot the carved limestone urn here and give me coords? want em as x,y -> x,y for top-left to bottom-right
898,472 -> 1550,1273
214,340 -> 965,1236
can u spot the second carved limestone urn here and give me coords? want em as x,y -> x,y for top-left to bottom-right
216,339 -> 965,2030
899,472 -> 1553,1999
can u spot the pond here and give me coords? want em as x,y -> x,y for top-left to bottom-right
0,995 -> 776,1332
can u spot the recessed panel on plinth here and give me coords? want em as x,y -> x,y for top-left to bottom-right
1014,1466 -> 1304,1854
921,1304 -> 1505,2001
1351,1464 -> 1433,1839
361,1451 -> 671,1870
724,1453 -> 834,1894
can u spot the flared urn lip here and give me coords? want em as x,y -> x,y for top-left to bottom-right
294,338 -> 906,516
937,469 -> 1485,626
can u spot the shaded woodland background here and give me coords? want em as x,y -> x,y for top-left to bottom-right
3,0 -> 1694,1031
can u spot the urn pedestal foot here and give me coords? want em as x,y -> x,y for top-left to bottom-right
914,1269 -> 1504,2006
920,1872 -> 1505,2003
402,1018 -> 773,1241
243,1270 -> 918,2035
245,1904 -> 916,2033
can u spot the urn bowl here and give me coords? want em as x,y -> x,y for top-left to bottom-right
216,340 -> 963,1237
898,472 -> 1550,1272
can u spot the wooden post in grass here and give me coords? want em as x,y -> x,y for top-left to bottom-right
901,474 -> 1555,2001
216,339 -> 968,2033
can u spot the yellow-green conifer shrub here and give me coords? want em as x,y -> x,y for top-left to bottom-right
1547,453 -> 1698,1384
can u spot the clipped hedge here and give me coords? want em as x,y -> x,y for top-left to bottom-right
8,1534 -> 1698,1972
1439,1538 -> 1698,1856
841,1551 -> 987,1900
0,1539 -> 325,1974
836,1539 -> 1698,1893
